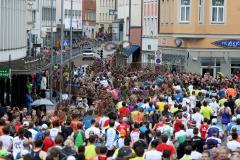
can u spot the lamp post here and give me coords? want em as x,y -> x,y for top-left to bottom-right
60,0 -> 64,103
69,0 -> 73,100
50,0 -> 54,100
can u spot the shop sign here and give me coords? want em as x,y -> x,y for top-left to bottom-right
0,68 -> 10,78
213,39 -> 240,48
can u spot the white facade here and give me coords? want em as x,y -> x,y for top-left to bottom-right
0,0 -> 27,62
56,0 -> 83,30
96,0 -> 116,24
130,0 -> 142,27
26,0 -> 56,53
117,0 -> 129,41
142,0 -> 159,64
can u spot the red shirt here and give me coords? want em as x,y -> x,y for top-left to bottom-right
117,122 -> 130,135
118,107 -> 130,118
200,123 -> 209,139
157,143 -> 175,155
174,119 -> 183,132
43,137 -> 55,152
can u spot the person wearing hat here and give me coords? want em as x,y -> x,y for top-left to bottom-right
112,137 -> 135,160
161,118 -> 174,140
113,129 -> 126,149
206,118 -> 223,138
22,121 -> 32,140
230,115 -> 240,135
227,117 -> 237,135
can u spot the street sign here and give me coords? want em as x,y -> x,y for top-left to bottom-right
155,50 -> 162,65
0,68 -> 11,78
62,39 -> 70,47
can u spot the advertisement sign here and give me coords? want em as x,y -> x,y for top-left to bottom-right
155,50 -> 162,65
213,39 -> 240,48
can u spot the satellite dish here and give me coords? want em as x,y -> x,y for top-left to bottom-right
175,38 -> 183,47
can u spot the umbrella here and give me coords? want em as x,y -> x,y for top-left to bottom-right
31,98 -> 54,106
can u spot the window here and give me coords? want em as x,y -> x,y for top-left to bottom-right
179,0 -> 190,23
161,0 -> 164,23
166,0 -> 169,23
211,0 -> 224,23
198,0 -> 204,23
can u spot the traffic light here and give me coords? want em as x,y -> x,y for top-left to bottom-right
100,50 -> 103,59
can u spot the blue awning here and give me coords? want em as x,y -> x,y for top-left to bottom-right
126,45 -> 140,56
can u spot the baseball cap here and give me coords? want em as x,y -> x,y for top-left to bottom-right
122,117 -> 128,122
23,121 -> 29,127
237,114 -> 240,119
232,117 -> 237,122
120,129 -> 126,137
118,147 -> 132,158
41,124 -> 48,130
212,118 -> 217,124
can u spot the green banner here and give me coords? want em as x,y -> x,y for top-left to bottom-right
0,68 -> 10,78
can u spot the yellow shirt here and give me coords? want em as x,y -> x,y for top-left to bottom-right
219,98 -> 227,107
84,144 -> 97,160
156,101 -> 165,113
200,106 -> 213,120
130,157 -> 145,160
113,148 -> 135,159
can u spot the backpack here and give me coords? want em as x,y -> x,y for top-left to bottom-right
74,131 -> 84,148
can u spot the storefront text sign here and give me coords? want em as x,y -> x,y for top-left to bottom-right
213,39 -> 240,48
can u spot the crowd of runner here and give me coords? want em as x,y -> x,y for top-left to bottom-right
0,62 -> 240,160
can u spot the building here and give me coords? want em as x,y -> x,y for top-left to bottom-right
56,0 -> 83,43
82,0 -> 96,39
142,0 -> 159,64
26,0 -> 57,56
126,0 -> 143,64
159,0 -> 240,77
115,0 -> 130,42
96,0 -> 116,38
0,0 -> 27,62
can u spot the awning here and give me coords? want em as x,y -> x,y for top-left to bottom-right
126,45 -> 140,56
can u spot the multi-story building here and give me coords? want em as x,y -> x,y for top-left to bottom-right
116,0 -> 130,42
56,0 -> 82,42
126,0 -> 143,64
0,0 -> 27,62
159,0 -> 240,77
82,0 -> 96,39
27,0 -> 57,55
142,0 -> 159,64
96,0 -> 116,37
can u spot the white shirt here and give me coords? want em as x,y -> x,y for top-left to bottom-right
0,135 -> 13,151
50,127 -> 60,140
190,151 -> 202,160
28,128 -> 38,140
12,136 -> 27,159
41,76 -> 47,90
189,95 -> 196,109
113,137 -> 125,149
209,102 -> 219,116
227,140 -> 240,151
105,127 -> 118,150
143,150 -> 162,160
192,112 -> 203,128
85,126 -> 101,139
